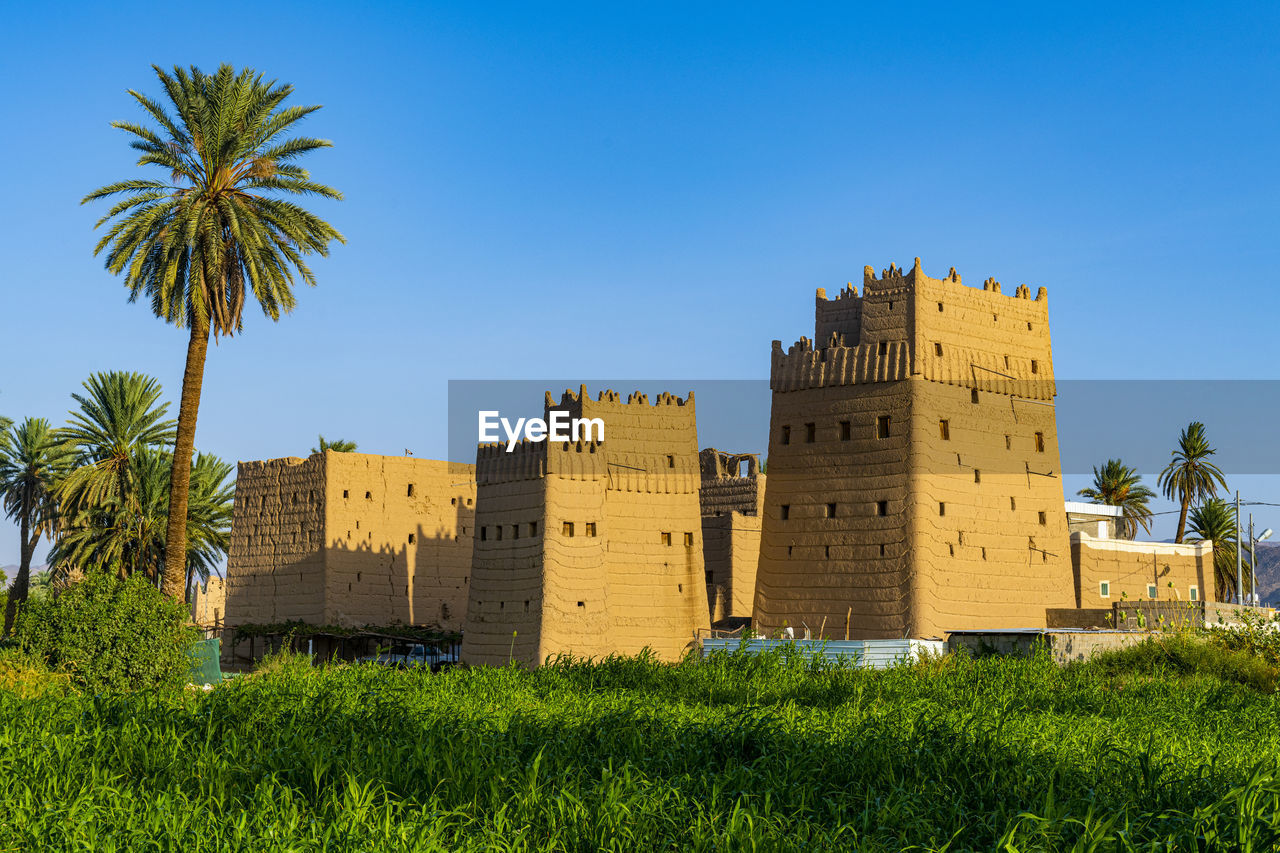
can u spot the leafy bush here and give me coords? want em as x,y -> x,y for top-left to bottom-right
1207,611 -> 1280,667
1085,633 -> 1277,692
0,647 -> 69,698
16,571 -> 196,692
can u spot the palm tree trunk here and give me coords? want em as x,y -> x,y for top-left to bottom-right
3,511 -> 33,636
1174,494 -> 1190,544
162,322 -> 210,601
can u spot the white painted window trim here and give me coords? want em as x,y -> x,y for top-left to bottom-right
1099,580 -> 1110,598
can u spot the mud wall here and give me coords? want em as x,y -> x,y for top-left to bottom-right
224,452 -> 475,633
754,259 -> 1076,639
323,453 -> 475,629
225,455 -> 328,625
1071,534 -> 1209,609
462,389 -> 710,666
191,577 -> 226,627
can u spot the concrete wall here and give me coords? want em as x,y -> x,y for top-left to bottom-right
224,451 -> 475,633
461,389 -> 710,666
1070,533 -> 1209,610
754,259 -> 1076,640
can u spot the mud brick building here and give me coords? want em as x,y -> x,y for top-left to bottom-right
753,258 -> 1076,639
461,388 -> 710,665
223,450 -> 475,631
699,448 -> 765,625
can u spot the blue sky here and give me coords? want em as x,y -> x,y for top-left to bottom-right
2,1 -> 1278,566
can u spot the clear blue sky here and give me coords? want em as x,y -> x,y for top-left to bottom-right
2,1 -> 1278,566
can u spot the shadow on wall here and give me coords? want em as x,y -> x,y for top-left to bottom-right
224,498 -> 475,632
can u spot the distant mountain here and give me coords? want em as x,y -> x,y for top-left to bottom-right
1251,543 -> 1280,606
0,563 -> 50,580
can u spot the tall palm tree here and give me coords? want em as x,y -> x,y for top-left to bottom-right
1187,498 -> 1248,602
1,418 -> 75,634
312,435 -> 357,454
1077,458 -> 1156,539
1157,422 -> 1227,543
83,64 -> 343,601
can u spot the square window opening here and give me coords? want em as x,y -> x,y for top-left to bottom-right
939,502 -> 946,516
1038,511 -> 1047,525
1099,581 -> 1110,598
780,504 -> 790,520
661,531 -> 672,546
939,419 -> 950,440
840,420 -> 851,441
805,422 -> 816,443
825,502 -> 837,518
407,484 -> 415,497
1035,432 -> 1045,452
408,533 -> 416,544
974,469 -> 981,484
877,500 -> 888,516
1147,584 -> 1158,599
684,532 -> 693,547
878,340 -> 888,355
781,425 -> 791,445
563,521 -> 575,537
586,522 -> 597,537
877,415 -> 891,439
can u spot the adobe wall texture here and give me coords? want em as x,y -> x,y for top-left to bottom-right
224,451 -> 475,632
754,258 -> 1076,639
699,449 -> 765,622
461,388 -> 710,666
1070,533 -> 1209,609
190,577 -> 226,627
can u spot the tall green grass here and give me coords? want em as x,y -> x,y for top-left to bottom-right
1,646 -> 1277,851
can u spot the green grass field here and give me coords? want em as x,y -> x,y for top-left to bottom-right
1,645 -> 1278,851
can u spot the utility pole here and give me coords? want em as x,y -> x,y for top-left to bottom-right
1249,514 -> 1255,607
1235,491 -> 1243,605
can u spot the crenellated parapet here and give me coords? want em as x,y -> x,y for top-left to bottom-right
777,257 -> 1056,397
476,439 -> 546,484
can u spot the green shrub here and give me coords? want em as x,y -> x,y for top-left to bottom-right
1086,633 -> 1277,692
16,571 -> 197,692
0,647 -> 69,698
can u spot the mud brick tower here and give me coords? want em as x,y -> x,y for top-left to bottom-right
461,388 -> 710,666
752,258 -> 1076,639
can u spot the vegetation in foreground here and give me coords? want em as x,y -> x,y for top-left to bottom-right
2,642 -> 1278,852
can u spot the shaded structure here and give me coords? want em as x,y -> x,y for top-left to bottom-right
699,448 -> 765,625
753,258 -> 1076,639
223,451 -> 475,636
461,388 -> 710,666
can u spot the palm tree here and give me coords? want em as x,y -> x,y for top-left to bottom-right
182,452 -> 234,600
1077,459 -> 1156,539
312,435 -> 357,454
1157,422 -> 1227,543
83,64 -> 343,601
52,447 -> 233,593
1,418 -> 75,634
58,372 -> 175,518
1187,498 -> 1248,602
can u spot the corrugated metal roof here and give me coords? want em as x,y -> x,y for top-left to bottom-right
700,638 -> 945,668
